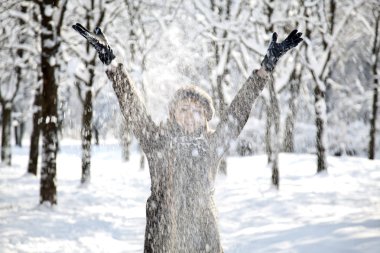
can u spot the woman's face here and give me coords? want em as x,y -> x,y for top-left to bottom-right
174,99 -> 207,134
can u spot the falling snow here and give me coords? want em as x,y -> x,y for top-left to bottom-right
0,0 -> 379,252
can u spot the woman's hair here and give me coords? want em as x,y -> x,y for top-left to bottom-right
169,85 -> 215,121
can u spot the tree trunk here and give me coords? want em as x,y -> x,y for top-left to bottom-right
11,4 -> 26,150
369,74 -> 378,160
27,86 -> 42,175
368,10 -> 379,160
78,0 -> 99,184
263,0 -> 280,187
93,126 -> 99,145
21,123 -> 25,147
1,104 -> 12,166
268,80 -> 280,189
283,115 -> 295,153
283,62 -> 302,152
265,102 -> 272,164
14,121 -> 25,147
303,1 -> 329,173
27,3 -> 43,176
314,85 -> 327,173
14,126 -> 20,147
81,89 -> 92,184
271,157 -> 279,189
39,1 -> 60,205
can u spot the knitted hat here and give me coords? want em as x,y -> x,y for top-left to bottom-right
169,85 -> 215,121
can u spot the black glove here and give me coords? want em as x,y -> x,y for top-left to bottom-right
72,23 -> 115,65
261,29 -> 303,72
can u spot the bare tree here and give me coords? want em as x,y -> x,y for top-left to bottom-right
283,53 -> 303,153
122,0 -> 148,167
302,0 -> 333,173
262,0 -> 280,188
281,2 -> 305,153
209,0 -> 232,175
13,4 -> 28,148
0,1 -> 41,173
24,2 -> 42,176
0,85 -> 19,166
264,78 -> 280,188
368,8 -> 380,160
27,84 -> 42,175
38,0 -> 68,205
73,0 -> 106,184
0,8 -> 25,166
302,0 -> 365,172
193,0 -> 255,175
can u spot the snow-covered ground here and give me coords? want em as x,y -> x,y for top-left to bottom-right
1,140 -> 379,253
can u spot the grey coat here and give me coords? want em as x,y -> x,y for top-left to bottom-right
106,63 -> 268,253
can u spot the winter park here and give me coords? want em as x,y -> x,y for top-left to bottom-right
1,0 -> 380,252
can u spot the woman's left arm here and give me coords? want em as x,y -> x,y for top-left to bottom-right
211,30 -> 303,158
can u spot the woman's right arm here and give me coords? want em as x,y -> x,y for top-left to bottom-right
72,23 -> 159,153
106,62 -> 159,153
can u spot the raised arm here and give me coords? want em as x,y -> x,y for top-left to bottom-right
211,30 -> 303,157
72,23 -> 159,152
211,68 -> 269,155
106,63 -> 160,151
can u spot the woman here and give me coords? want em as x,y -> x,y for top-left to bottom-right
73,23 -> 302,253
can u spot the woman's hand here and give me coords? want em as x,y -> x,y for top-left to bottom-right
261,29 -> 303,72
72,23 -> 115,65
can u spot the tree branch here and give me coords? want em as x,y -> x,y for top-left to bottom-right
74,81 -> 85,104
56,0 -> 68,37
